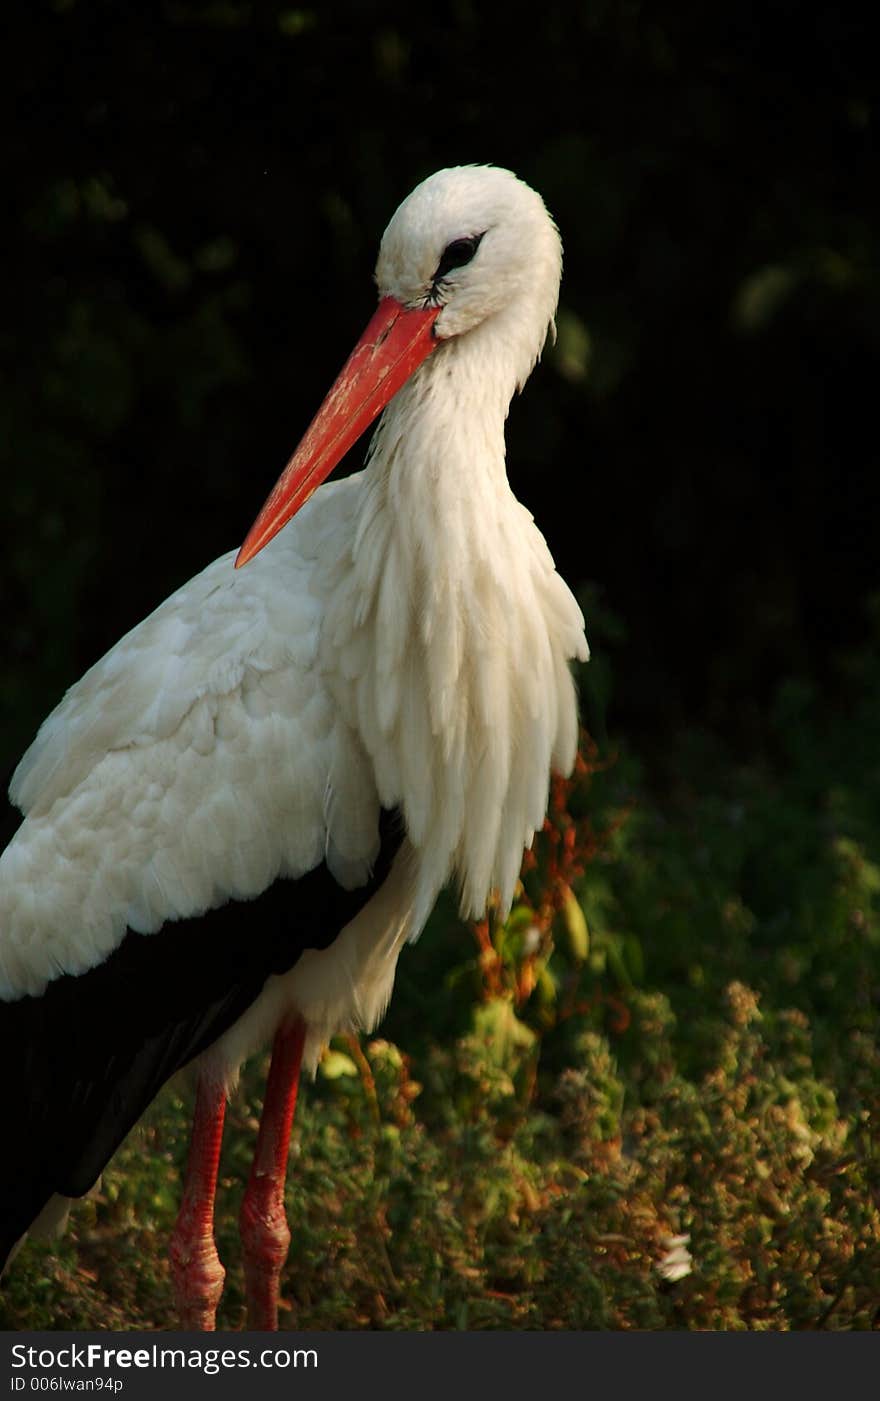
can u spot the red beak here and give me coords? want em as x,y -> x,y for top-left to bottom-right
236,296 -> 440,568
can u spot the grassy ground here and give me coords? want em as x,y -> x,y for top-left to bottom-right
2,648 -> 879,1330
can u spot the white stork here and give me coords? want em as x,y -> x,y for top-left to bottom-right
0,165 -> 588,1330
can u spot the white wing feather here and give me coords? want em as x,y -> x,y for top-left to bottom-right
0,482 -> 380,1000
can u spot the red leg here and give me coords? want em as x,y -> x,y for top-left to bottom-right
239,1018 -> 306,1330
169,1075 -> 227,1330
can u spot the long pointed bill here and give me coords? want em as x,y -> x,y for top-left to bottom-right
236,296 -> 440,567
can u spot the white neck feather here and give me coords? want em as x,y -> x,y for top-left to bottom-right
320,331 -> 588,932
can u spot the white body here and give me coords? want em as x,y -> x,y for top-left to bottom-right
0,166 -> 588,1085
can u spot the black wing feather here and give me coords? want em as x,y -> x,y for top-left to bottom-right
0,806 -> 402,1267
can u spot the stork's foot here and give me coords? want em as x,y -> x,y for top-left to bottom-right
170,1075 -> 227,1330
240,1018 -> 305,1330
240,1169 -> 292,1330
169,1219 -> 226,1331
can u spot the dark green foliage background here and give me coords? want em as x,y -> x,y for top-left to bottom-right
2,1 -> 879,1331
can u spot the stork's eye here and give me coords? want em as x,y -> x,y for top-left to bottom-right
434,233 -> 484,282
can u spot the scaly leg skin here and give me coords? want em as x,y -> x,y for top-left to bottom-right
239,1018 -> 306,1330
169,1076 -> 227,1330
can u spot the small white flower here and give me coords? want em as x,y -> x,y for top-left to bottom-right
522,924 -> 542,955
656,1233 -> 693,1282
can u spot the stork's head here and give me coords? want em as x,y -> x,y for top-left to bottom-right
376,165 -> 562,350
237,166 -> 562,567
